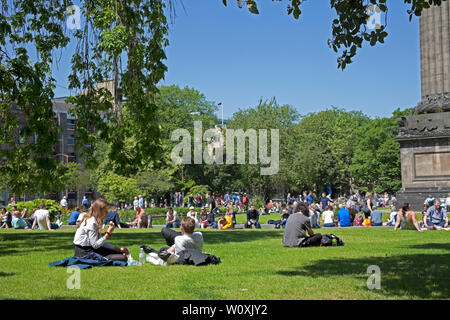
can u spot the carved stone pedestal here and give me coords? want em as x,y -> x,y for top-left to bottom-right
395,112 -> 450,210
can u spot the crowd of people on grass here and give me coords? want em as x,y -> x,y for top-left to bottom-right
2,190 -> 449,233
1,190 -> 449,265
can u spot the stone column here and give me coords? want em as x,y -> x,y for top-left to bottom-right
420,1 -> 450,99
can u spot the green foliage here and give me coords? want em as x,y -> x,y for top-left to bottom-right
223,0 -> 445,69
0,0 -> 70,194
289,107 -> 370,195
96,173 -> 141,204
226,98 -> 299,200
6,199 -> 61,220
349,108 -> 413,193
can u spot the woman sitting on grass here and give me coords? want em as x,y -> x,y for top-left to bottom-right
73,198 -> 129,261
321,205 -> 336,228
0,207 -> 12,229
394,203 -> 422,232
199,206 -> 209,229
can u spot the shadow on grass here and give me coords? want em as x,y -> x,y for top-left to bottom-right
0,272 -> 15,277
406,243 -> 450,251
275,253 -> 449,299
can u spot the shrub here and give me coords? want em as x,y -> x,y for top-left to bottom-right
6,199 -> 62,220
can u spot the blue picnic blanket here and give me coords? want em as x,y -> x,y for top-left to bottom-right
49,253 -> 128,269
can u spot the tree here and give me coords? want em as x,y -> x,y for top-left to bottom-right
289,107 -> 370,195
96,172 -> 141,204
135,168 -> 175,200
154,84 -> 218,189
350,108 -> 413,193
226,98 -> 299,200
0,0 -> 169,194
223,0 -> 447,69
59,162 -> 94,193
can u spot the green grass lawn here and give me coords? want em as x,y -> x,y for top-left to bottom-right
0,226 -> 448,300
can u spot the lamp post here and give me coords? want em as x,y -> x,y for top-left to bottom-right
55,153 -> 69,199
218,102 -> 223,128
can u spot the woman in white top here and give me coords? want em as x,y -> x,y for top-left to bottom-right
322,206 -> 336,227
73,199 -> 129,261
31,203 -> 56,230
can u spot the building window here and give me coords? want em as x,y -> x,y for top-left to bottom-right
67,135 -> 75,146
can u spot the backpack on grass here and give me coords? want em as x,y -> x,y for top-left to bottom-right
321,234 -> 345,247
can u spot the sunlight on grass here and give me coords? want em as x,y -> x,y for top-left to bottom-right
0,227 -> 448,300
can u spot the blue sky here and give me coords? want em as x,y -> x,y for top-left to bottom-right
54,0 -> 421,120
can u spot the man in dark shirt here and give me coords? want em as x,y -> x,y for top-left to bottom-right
245,204 -> 261,229
103,206 -> 129,228
283,202 -> 322,247
205,193 -> 216,226
320,192 -> 329,210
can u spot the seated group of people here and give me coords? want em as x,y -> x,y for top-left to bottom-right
165,205 -> 237,230
0,204 -> 63,230
386,200 -> 449,231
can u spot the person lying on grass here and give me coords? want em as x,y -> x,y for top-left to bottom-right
141,216 -> 204,265
283,202 -> 323,248
394,203 -> 422,232
73,198 -> 129,262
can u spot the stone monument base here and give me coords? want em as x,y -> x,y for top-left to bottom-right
395,112 -> 450,211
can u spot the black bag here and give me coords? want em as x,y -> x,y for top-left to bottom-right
212,207 -> 221,215
174,249 -> 221,266
321,234 -> 345,247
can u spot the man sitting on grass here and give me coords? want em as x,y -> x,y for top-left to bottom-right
283,202 -> 323,248
142,217 -> 204,265
68,207 -> 80,226
103,205 -> 130,229
424,200 -> 448,230
245,204 -> 261,229
337,204 -> 352,227
370,206 -> 383,227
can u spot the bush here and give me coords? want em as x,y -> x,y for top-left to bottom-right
6,199 -> 62,221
